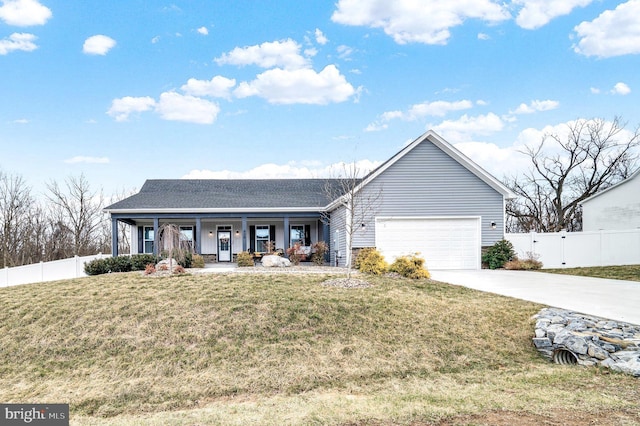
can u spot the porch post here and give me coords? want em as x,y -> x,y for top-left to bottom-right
153,217 -> 159,256
111,217 -> 118,257
195,217 -> 202,254
284,216 -> 290,251
242,216 -> 247,251
322,217 -> 330,244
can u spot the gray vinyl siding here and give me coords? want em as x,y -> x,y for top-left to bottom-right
352,139 -> 505,248
329,205 -> 347,266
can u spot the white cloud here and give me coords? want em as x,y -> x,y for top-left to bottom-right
107,96 -> 156,121
364,122 -> 388,132
315,28 -> 328,45
407,100 -> 474,118
0,32 -> 37,54
155,91 -> 220,124
182,159 -> 382,180
611,82 -> 631,95
215,39 -> 309,70
511,99 -> 560,114
331,0 -> 510,45
432,112 -> 504,142
0,0 -> 51,26
453,141 -> 529,178
477,33 -> 490,40
64,156 -> 110,164
83,35 -> 117,55
12,118 -> 28,124
233,65 -> 356,105
151,36 -> 160,44
197,26 -> 208,35
366,100 -> 474,131
513,0 -> 592,30
590,87 -> 601,94
573,0 -> 640,58
181,76 -> 237,99
336,44 -> 354,60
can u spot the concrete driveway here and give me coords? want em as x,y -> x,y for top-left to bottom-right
430,269 -> 640,325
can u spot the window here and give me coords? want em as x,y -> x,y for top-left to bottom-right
143,226 -> 154,254
255,225 -> 269,252
179,226 -> 194,250
290,225 -> 305,246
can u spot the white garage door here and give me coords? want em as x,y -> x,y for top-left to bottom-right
375,217 -> 481,270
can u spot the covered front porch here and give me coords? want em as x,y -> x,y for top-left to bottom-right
110,212 -> 330,262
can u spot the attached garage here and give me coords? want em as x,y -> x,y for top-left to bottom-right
375,217 -> 481,270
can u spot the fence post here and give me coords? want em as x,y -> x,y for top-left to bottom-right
2,266 -> 7,287
40,261 -> 44,283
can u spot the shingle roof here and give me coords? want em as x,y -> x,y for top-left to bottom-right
105,179 -> 350,211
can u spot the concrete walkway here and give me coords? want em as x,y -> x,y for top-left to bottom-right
430,269 -> 640,325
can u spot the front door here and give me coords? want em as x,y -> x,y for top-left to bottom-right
217,231 -> 232,262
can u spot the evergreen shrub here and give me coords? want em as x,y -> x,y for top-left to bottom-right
482,239 -> 516,269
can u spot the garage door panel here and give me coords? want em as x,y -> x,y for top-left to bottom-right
376,217 -> 480,270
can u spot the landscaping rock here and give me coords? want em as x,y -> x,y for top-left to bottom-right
156,258 -> 182,272
532,307 -> 640,377
261,255 -> 291,268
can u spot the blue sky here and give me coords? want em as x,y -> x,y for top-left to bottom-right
1,0 -> 639,198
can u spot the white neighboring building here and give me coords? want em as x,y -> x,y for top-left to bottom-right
581,170 -> 640,231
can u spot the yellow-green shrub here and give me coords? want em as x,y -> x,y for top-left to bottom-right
355,248 -> 388,275
389,254 -> 430,279
236,251 -> 254,267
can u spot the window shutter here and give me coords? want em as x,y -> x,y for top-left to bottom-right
304,224 -> 311,246
269,225 -> 276,245
138,226 -> 143,253
250,225 -> 256,252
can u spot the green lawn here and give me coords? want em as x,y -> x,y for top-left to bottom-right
543,264 -> 640,282
1,271 -> 639,425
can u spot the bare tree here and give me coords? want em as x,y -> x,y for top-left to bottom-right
158,223 -> 192,271
46,174 -> 105,257
505,117 -> 640,232
0,171 -> 35,267
324,164 -> 381,277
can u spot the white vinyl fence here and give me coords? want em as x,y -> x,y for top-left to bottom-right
506,229 -> 640,269
0,254 -> 110,288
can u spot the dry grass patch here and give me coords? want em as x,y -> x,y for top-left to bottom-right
0,272 -> 639,425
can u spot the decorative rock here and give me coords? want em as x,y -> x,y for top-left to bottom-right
545,324 -> 565,341
261,255 -> 291,268
587,344 -> 609,360
532,308 -> 640,377
533,337 -> 552,348
156,258 -> 182,271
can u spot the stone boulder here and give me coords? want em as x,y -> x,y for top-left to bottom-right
261,255 -> 291,268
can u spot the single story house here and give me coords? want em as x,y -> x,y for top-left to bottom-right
104,130 -> 516,270
581,169 -> 640,231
